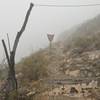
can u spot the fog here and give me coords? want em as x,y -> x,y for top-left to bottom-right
0,0 -> 100,62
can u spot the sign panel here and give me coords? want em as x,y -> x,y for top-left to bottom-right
47,34 -> 54,42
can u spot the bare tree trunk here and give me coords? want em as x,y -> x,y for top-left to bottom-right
2,3 -> 33,99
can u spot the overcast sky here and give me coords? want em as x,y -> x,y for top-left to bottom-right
0,0 -> 100,63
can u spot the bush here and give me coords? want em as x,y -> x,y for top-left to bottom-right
17,50 -> 49,82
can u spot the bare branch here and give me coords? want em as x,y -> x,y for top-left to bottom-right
2,40 -> 10,67
13,3 -> 34,56
7,33 -> 11,53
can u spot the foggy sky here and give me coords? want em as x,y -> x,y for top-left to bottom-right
0,0 -> 100,63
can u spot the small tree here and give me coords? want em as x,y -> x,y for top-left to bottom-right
2,3 -> 33,99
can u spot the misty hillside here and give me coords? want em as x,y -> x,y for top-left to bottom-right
59,14 -> 100,52
58,14 -> 100,78
1,13 -> 100,99
61,14 -> 100,40
15,14 -> 100,98
15,14 -> 100,83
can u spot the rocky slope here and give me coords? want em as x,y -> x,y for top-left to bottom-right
15,14 -> 100,82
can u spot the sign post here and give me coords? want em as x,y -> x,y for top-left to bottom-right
47,33 -> 54,54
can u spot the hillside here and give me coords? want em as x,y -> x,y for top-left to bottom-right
15,14 -> 100,86
60,14 -> 100,42
1,14 -> 100,99
58,14 -> 100,79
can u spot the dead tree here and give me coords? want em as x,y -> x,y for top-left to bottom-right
2,3 -> 33,93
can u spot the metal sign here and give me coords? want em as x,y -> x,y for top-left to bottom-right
47,33 -> 54,42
